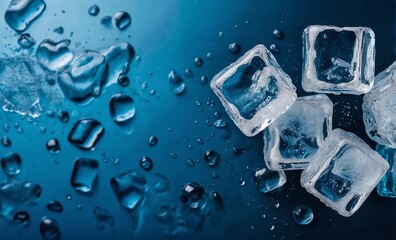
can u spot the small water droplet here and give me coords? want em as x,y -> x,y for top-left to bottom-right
270,225 -> 275,231
88,4 -> 100,16
274,202 -> 280,209
179,182 -> 206,209
194,57 -> 203,67
13,211 -> 30,227
101,16 -> 112,28
185,68 -> 193,78
197,138 -> 204,145
148,136 -> 158,146
168,70 -> 185,95
17,33 -> 36,49
269,44 -> 279,53
57,111 -> 70,123
113,11 -> 131,30
218,31 -> 224,38
239,179 -> 246,186
272,29 -> 284,39
187,159 -> 195,167
117,75 -> 130,87
1,152 -> 22,177
1,137 -> 12,147
292,205 -> 314,225
53,26 -> 64,35
200,76 -> 208,85
46,201 -> 63,213
214,119 -> 227,128
203,150 -> 220,167
206,52 -> 213,60
46,138 -> 61,154
139,156 -> 153,171
228,42 -> 241,53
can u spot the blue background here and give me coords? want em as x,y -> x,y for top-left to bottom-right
0,0 -> 395,239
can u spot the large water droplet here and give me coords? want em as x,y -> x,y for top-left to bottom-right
58,50 -> 108,103
1,153 -> 22,177
17,33 -> 36,49
117,75 -> 130,87
67,118 -> 104,150
88,4 -> 100,16
46,138 -> 61,154
70,158 -> 99,193
109,94 -> 136,123
40,217 -> 61,240
110,171 -> 146,210
139,156 -> 153,171
46,200 -> 63,213
93,206 -> 114,230
113,11 -> 131,30
36,39 -> 74,72
13,211 -> 30,227
179,182 -> 206,209
203,150 -> 220,167
292,205 -> 314,225
5,0 -> 46,32
168,70 -> 185,95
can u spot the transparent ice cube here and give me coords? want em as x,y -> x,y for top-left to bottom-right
67,118 -> 104,150
362,61 -> 396,148
211,44 -> 297,136
375,144 -> 396,198
302,25 -> 375,95
301,129 -> 389,217
110,171 -> 146,210
70,158 -> 99,193
263,94 -> 333,171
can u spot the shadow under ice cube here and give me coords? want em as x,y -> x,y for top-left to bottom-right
210,44 -> 297,136
301,129 -> 389,217
264,94 -> 333,171
302,25 -> 375,95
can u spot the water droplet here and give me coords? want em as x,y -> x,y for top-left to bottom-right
194,57 -> 203,67
185,68 -> 193,78
272,29 -> 284,39
46,201 -> 63,213
323,34 -> 328,39
66,194 -> 72,200
270,225 -> 275,231
228,42 -> 241,53
58,50 -> 107,103
68,118 -> 104,150
93,206 -> 114,230
179,182 -> 206,209
171,152 -> 178,159
113,158 -> 120,165
109,94 -> 136,123
1,152 -> 22,177
46,138 -> 61,154
13,211 -> 30,227
187,159 -> 195,167
239,179 -> 246,186
53,26 -> 64,35
168,70 -> 185,95
274,202 -> 280,209
5,0 -> 46,32
1,137 -> 12,147
292,205 -> 314,225
57,110 -> 69,123
269,44 -> 279,53
203,150 -> 220,167
113,11 -> 131,30
218,31 -> 224,38
101,16 -> 112,28
70,158 -> 99,193
197,138 -> 204,145
17,33 -> 36,49
117,75 -> 130,87
148,136 -> 158,146
206,52 -> 213,60
110,171 -> 146,210
200,76 -> 208,85
88,4 -> 100,16
210,191 -> 222,201
252,166 -> 287,193
139,156 -> 153,171
40,217 -> 61,240
214,119 -> 227,128
36,39 -> 74,72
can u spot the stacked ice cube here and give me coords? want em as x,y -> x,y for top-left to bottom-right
211,25 -> 391,217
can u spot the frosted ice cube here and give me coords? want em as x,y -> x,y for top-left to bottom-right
264,94 -> 333,171
302,25 -> 375,95
211,44 -> 297,136
362,61 -> 396,148
375,144 -> 396,198
301,129 -> 389,217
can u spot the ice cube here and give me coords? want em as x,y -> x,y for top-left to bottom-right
1,152 -> 23,177
70,158 -> 99,193
301,129 -> 389,217
362,61 -> 396,148
263,94 -> 333,171
110,171 -> 146,210
375,144 -> 396,198
67,118 -> 104,150
302,25 -> 375,95
210,44 -> 297,136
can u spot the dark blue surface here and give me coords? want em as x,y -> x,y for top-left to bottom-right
0,0 -> 395,239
